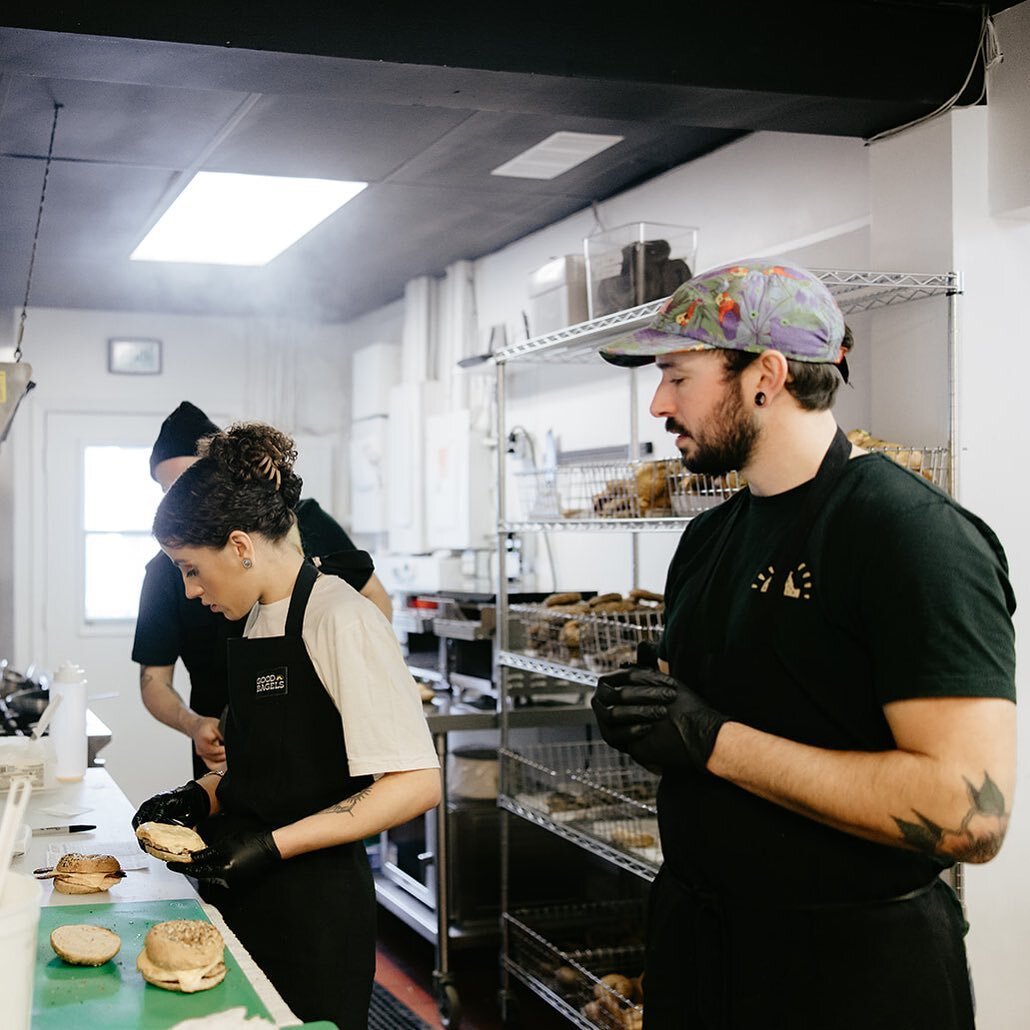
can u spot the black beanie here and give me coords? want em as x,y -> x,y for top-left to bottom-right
149,401 -> 220,480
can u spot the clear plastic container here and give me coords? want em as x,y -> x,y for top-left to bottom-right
50,661 -> 88,782
0,737 -> 56,792
0,872 -> 43,1030
583,222 -> 699,319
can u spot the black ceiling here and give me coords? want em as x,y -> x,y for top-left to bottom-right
0,2 -> 1018,324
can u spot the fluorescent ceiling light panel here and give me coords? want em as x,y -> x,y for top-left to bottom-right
130,171 -> 367,266
490,131 -> 624,180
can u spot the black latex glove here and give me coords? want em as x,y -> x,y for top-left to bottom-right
169,829 -> 281,889
592,665 -> 678,753
132,780 -> 211,842
624,670 -> 729,773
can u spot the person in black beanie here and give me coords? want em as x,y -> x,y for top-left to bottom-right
133,401 -> 392,777
148,401 -> 220,483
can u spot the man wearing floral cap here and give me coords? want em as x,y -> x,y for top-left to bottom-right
592,261 -> 1015,1028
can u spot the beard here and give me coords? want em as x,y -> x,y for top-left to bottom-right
666,382 -> 759,476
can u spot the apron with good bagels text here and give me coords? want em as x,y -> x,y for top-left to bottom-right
645,429 -> 975,1030
202,560 -> 376,1030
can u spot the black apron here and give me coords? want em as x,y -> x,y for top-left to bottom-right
645,429 -> 975,1029
200,561 -> 376,1030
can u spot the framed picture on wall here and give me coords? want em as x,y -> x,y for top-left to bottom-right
108,338 -> 162,375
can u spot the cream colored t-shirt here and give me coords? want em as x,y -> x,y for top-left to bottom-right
243,574 -> 439,778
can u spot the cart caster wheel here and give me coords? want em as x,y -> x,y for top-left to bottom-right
438,983 -> 462,1028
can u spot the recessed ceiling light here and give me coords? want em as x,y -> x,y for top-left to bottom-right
130,171 -> 367,266
491,131 -> 624,180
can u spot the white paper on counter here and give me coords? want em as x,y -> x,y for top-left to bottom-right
46,840 -> 149,870
37,801 -> 93,818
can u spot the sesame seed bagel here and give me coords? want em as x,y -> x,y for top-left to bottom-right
51,853 -> 125,894
136,920 -> 226,993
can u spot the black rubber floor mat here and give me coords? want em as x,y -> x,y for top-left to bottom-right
369,981 -> 434,1030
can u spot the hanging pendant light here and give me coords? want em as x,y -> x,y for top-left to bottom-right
1,102 -> 62,444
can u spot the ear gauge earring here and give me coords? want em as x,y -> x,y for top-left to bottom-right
754,391 -> 766,407
242,558 -> 253,569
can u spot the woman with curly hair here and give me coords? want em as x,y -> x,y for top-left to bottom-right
132,421 -> 441,1029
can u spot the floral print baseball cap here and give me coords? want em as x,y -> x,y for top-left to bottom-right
599,260 -> 848,378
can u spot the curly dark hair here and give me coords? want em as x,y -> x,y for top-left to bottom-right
153,422 -> 303,548
720,325 -> 854,412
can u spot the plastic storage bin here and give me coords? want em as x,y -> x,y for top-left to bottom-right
528,255 -> 589,335
584,222 -> 699,318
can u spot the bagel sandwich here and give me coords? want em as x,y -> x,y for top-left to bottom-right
136,919 -> 227,993
35,853 -> 126,894
135,822 -> 207,863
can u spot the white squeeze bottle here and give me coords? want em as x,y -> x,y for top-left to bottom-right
50,661 -> 88,781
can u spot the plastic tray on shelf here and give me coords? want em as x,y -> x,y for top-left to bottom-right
505,899 -> 646,1029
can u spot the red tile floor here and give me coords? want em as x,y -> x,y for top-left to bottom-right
374,908 -> 574,1030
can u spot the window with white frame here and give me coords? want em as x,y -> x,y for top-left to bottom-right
83,446 -> 164,621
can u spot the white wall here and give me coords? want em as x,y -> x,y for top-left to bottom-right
988,0 -> 1030,217
2,305 -> 360,804
949,105 -> 1030,1030
859,6 -> 1030,1021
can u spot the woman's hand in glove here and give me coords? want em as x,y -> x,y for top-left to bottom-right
623,670 -> 729,773
169,829 -> 281,889
131,780 -> 211,839
592,667 -> 678,752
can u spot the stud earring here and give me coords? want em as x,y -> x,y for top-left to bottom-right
242,558 -> 253,569
754,391 -> 766,407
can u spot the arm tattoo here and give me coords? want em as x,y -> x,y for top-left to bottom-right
892,771 -> 1008,862
322,784 -> 374,817
140,668 -> 176,696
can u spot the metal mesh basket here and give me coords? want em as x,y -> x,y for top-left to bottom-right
515,444 -> 949,522
510,602 -> 592,666
581,608 -> 664,673
502,741 -> 661,869
516,459 -> 680,520
868,444 -> 949,489
510,601 -> 663,669
505,900 -> 646,1029
665,467 -> 746,515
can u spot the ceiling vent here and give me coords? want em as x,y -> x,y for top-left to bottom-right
491,131 -> 624,180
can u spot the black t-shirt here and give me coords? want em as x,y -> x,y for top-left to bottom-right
656,453 -> 1016,904
131,498 -> 360,717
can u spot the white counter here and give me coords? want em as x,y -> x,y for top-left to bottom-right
12,768 -> 199,905
10,769 -> 299,1026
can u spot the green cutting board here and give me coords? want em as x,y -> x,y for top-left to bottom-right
33,898 -> 286,1029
